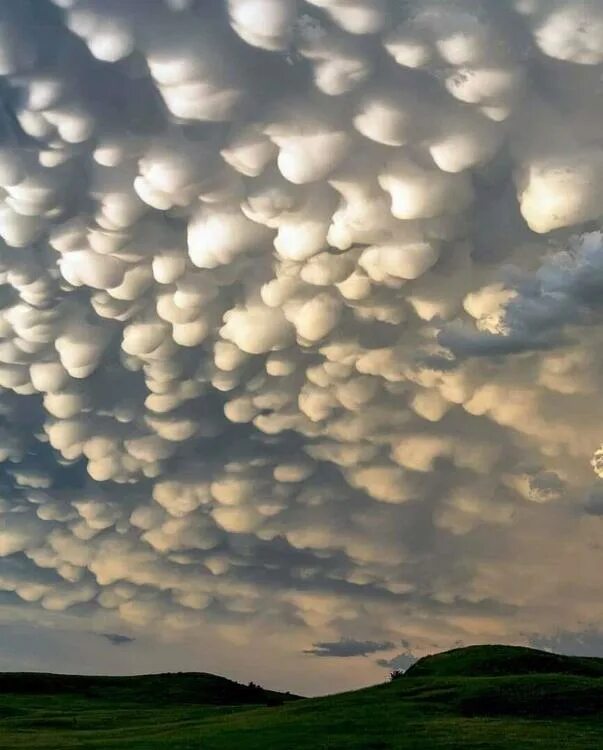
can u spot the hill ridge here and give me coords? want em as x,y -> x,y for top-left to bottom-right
0,669 -> 301,704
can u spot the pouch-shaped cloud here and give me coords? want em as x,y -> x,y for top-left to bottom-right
188,204 -> 273,269
518,151 -> 603,234
267,106 -> 353,185
228,0 -> 297,51
379,157 -> 474,220
0,0 -> 603,693
532,3 -> 603,65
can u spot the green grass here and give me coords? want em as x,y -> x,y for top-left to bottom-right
4,646 -> 603,749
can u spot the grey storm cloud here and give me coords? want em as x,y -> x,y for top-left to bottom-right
376,649 -> 418,672
440,232 -> 603,358
0,0 -> 602,691
100,633 -> 136,646
305,639 -> 395,658
530,629 -> 603,659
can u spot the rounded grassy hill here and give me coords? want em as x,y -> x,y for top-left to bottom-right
405,644 -> 603,679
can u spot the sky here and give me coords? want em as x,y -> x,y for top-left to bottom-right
1,0 -> 603,697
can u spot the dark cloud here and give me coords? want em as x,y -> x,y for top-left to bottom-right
304,639 -> 395,658
437,322 -> 564,359
530,629 -> 603,658
100,633 -> 136,646
376,650 -> 418,673
441,232 -> 603,359
584,485 -> 603,516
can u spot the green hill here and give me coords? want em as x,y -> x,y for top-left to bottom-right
0,670 -> 299,706
4,645 -> 603,749
405,644 -> 603,679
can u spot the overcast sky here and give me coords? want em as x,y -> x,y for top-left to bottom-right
1,0 -> 603,696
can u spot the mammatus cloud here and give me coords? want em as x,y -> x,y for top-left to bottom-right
0,0 -> 603,693
304,638 -> 395,658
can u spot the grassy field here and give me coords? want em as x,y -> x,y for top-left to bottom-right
4,646 -> 603,749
